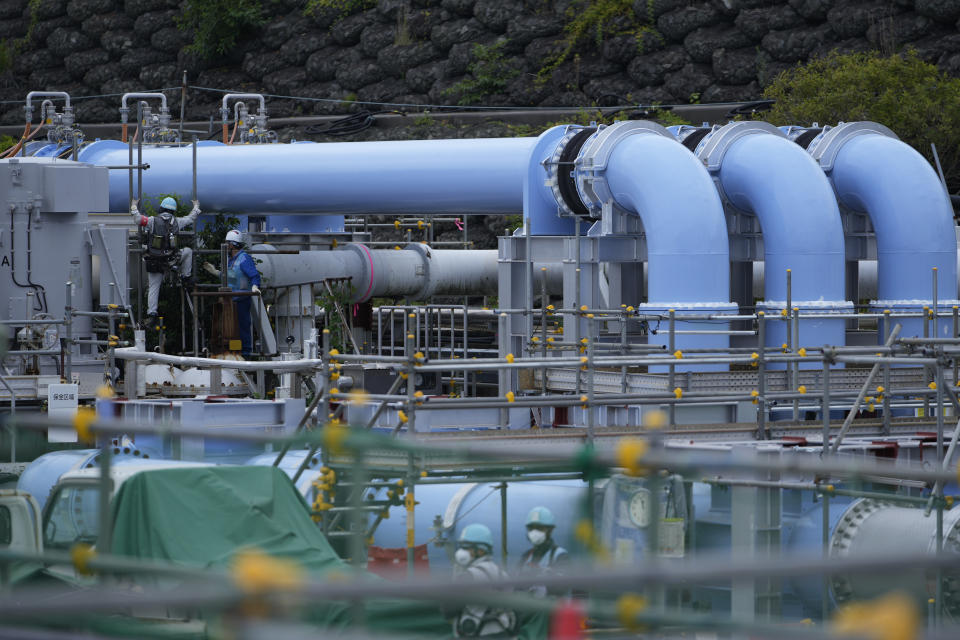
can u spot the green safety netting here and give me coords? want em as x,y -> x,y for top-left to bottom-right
110,466 -> 548,639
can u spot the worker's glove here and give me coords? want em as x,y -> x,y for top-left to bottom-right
190,199 -> 201,215
202,262 -> 220,277
130,198 -> 139,217
251,285 -> 261,295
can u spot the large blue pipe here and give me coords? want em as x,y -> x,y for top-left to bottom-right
818,126 -> 958,338
602,132 -> 728,304
526,123 -> 734,368
599,128 -> 736,369
76,138 -> 537,214
705,125 -> 849,360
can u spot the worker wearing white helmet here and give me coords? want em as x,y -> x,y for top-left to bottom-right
130,196 -> 201,330
517,506 -> 568,597
203,230 -> 261,356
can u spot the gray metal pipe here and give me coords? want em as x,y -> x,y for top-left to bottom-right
119,93 -> 167,125
221,93 -> 266,116
24,92 -> 70,121
255,243 -> 563,302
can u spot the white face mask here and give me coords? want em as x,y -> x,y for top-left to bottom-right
454,548 -> 473,565
527,529 -> 547,546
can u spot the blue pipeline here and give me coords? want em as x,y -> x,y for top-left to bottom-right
602,132 -> 729,305
524,126 -> 581,236
692,483 -> 855,620
714,132 -> 848,362
367,479 -> 586,574
16,446 -> 158,512
585,128 -> 733,368
75,138 -> 537,214
264,215 -> 345,233
826,132 -> 959,338
524,125 -> 734,367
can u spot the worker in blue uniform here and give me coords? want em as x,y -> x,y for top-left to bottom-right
203,230 -> 261,356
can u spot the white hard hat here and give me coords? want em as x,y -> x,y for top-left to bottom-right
225,230 -> 243,245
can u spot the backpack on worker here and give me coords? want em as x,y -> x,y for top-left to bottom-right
145,212 -> 178,273
454,561 -> 518,638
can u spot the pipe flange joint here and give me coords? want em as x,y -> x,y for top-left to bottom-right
342,243 -> 377,303
544,125 -> 594,218
696,121 -> 786,172
806,121 -> 898,172
828,498 -> 886,604
575,120 -> 673,217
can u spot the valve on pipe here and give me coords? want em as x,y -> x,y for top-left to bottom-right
119,93 -> 177,144
220,93 -> 272,145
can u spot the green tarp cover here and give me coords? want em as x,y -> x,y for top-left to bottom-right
110,466 -> 547,638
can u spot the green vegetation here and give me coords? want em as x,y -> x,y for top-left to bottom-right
19,0 -> 41,46
0,40 -> 13,75
445,42 -> 520,105
317,280 -> 356,354
505,214 -> 523,233
0,135 -> 14,155
176,0 -> 265,58
304,0 -> 376,20
0,0 -> 44,74
539,0 -> 662,81
762,50 -> 960,193
394,6 -> 412,46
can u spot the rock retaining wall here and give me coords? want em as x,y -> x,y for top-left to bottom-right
0,0 -> 959,125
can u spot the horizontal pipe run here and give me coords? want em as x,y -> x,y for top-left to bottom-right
4,349 -> 62,356
834,356 -> 937,366
671,330 -> 756,335
190,291 -> 261,297
900,337 -> 960,345
112,349 -> 324,371
9,414 -> 960,485
4,550 -> 960,635
79,137 -> 537,214
412,473 -> 585,485
70,311 -> 130,318
337,386 -> 944,411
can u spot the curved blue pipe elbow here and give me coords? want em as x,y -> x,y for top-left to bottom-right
78,137 -> 537,214
715,132 -> 849,358
720,133 -> 845,303
827,132 -> 958,337
575,125 -> 734,370
604,132 -> 729,304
